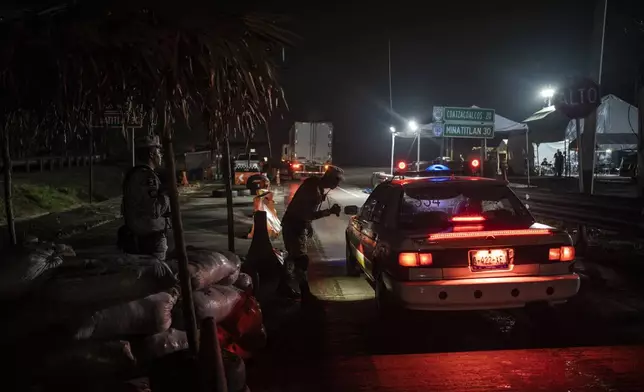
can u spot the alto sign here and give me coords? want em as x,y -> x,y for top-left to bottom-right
554,77 -> 601,119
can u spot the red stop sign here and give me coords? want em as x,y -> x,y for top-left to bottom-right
554,77 -> 601,119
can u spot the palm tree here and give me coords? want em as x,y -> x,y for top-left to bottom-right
0,1 -> 291,365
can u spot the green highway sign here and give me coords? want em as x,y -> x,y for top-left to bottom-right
444,123 -> 494,139
443,107 -> 494,124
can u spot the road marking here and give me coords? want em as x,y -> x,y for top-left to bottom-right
336,186 -> 362,198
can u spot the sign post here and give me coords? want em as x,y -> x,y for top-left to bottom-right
92,107 -> 144,167
553,77 -> 601,194
434,106 -> 495,177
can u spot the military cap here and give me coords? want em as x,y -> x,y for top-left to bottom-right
135,135 -> 161,149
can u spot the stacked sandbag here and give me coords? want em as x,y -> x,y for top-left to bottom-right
75,291 -> 177,340
0,239 -> 72,300
7,246 -> 263,391
41,257 -> 177,308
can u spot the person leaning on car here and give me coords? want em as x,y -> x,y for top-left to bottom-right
280,166 -> 344,300
118,135 -> 171,261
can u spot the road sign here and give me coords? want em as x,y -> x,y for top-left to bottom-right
554,77 -> 601,119
444,123 -> 494,139
92,109 -> 144,128
432,123 -> 444,137
432,106 -> 445,122
443,107 -> 495,124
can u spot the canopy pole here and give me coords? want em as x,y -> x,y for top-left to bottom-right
390,133 -> 395,175
526,128 -> 531,186
416,132 -> 420,171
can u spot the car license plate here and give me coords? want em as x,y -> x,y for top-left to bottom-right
469,249 -> 511,271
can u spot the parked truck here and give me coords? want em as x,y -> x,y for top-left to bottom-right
281,121 -> 333,179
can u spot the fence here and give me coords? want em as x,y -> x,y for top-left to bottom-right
0,154 -> 105,173
512,188 -> 644,237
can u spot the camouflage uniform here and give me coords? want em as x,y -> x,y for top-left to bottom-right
121,136 -> 170,261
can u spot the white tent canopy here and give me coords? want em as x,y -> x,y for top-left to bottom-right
564,94 -> 638,150
471,105 -> 528,133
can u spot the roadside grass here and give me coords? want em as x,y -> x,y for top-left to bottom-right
0,165 -> 126,223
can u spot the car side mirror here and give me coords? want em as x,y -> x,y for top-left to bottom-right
344,205 -> 359,215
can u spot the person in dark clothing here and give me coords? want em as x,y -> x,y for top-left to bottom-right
554,150 -> 564,177
118,135 -> 171,260
281,166 -> 344,300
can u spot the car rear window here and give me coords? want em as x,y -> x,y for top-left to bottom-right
398,183 -> 532,230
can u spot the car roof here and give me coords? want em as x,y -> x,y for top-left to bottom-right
390,176 -> 507,188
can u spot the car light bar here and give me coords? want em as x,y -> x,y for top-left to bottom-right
428,229 -> 552,241
451,215 -> 486,222
453,224 -> 484,232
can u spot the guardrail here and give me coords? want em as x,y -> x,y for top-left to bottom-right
0,154 -> 105,173
512,188 -> 644,237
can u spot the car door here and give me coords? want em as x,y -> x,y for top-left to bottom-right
347,187 -> 380,271
360,185 -> 393,277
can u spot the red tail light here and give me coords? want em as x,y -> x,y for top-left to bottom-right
397,161 -> 407,171
292,163 -> 302,169
429,229 -> 552,241
471,159 -> 480,168
398,252 -> 433,267
453,224 -> 484,232
451,215 -> 486,222
549,246 -> 575,261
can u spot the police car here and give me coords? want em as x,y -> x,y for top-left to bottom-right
344,165 -> 580,315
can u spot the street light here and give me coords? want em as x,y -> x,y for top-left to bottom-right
389,126 -> 397,174
540,87 -> 556,107
408,120 -> 419,132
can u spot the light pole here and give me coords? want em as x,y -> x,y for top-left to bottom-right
540,87 -> 556,107
389,126 -> 396,175
408,120 -> 420,171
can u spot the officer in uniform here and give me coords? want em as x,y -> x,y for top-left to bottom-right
119,135 -> 171,261
281,166 -> 344,300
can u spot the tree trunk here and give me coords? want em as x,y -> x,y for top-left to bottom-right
89,126 -> 96,204
638,84 -> 644,200
223,136 -> 235,252
160,113 -> 199,357
265,125 -> 273,161
1,126 -> 17,247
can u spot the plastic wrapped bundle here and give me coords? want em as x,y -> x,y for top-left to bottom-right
0,242 -> 68,300
233,273 -> 254,294
183,249 -> 241,290
172,285 -> 243,330
76,291 -> 177,340
142,329 -> 189,359
41,260 -> 177,307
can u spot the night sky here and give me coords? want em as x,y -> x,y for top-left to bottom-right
269,0 -> 644,166
2,1 -> 644,164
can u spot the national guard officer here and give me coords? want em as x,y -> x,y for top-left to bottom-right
280,166 -> 344,300
118,135 -> 171,261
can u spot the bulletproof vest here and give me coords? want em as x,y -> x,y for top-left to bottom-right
122,165 -> 153,227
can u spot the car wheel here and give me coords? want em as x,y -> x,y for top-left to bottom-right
375,271 -> 399,318
345,241 -> 361,277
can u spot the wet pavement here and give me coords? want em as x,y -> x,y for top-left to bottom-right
247,179 -> 644,391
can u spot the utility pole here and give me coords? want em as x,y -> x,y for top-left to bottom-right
638,73 -> 644,199
581,0 -> 608,195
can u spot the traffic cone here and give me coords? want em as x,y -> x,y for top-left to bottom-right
181,171 -> 189,187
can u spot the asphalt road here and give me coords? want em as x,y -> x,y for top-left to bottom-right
247,174 -> 644,392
